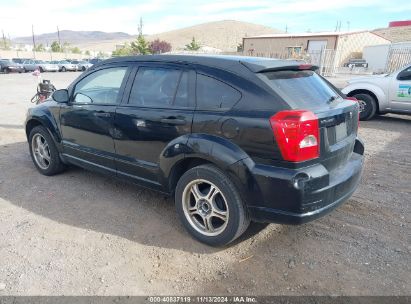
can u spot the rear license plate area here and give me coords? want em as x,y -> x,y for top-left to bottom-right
335,121 -> 347,142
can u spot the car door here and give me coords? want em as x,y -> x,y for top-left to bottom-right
390,65 -> 411,112
60,65 -> 131,174
113,63 -> 195,188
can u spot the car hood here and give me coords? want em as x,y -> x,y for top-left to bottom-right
347,74 -> 389,84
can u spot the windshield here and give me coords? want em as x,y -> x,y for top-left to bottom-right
259,70 -> 341,109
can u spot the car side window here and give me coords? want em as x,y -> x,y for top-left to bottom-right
196,74 -> 241,111
128,67 -> 188,108
73,67 -> 127,105
398,66 -> 411,81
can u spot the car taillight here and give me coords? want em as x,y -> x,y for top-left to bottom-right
346,97 -> 360,127
270,110 -> 320,162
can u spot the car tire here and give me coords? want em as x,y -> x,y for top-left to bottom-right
175,164 -> 250,246
353,93 -> 377,121
28,126 -> 66,176
82,66 -> 86,71
4,68 -> 10,74
61,67 -> 66,72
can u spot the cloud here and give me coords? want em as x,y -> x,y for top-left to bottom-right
0,0 -> 409,37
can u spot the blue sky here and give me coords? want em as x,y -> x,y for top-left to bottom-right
1,0 -> 410,37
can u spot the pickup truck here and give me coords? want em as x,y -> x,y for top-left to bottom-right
342,63 -> 411,120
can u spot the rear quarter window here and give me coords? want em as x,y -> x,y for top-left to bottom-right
196,74 -> 241,111
259,70 -> 341,109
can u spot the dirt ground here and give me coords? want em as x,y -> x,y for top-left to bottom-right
0,72 -> 410,296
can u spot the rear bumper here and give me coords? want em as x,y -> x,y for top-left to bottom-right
247,138 -> 364,224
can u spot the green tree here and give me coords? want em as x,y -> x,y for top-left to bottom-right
131,35 -> 151,55
185,37 -> 201,51
71,46 -> 81,54
34,44 -> 45,52
112,43 -> 132,56
85,50 -> 91,56
50,41 -> 62,52
0,39 -> 11,50
96,51 -> 106,58
62,42 -> 70,52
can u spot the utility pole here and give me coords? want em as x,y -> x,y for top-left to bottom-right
285,24 -> 288,33
1,29 -> 6,49
32,24 -> 36,58
57,26 -> 61,47
138,17 -> 143,36
347,21 -> 350,32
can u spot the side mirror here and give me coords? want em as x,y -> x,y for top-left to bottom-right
397,70 -> 411,81
52,89 -> 69,103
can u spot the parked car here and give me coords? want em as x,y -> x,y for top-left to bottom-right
342,63 -> 411,120
88,58 -> 103,65
72,60 -> 93,71
0,59 -> 24,73
38,61 -> 59,72
22,60 -> 59,72
25,55 -> 364,246
344,59 -> 368,68
12,58 -> 30,64
56,60 -> 77,72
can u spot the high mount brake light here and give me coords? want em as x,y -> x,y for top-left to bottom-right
270,110 -> 320,162
298,64 -> 313,70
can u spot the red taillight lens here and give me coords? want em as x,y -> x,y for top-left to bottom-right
270,110 -> 320,162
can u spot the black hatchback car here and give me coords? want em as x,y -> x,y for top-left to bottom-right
25,55 -> 364,246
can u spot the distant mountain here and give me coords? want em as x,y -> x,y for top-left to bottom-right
146,20 -> 282,52
26,20 -> 281,53
13,30 -> 132,45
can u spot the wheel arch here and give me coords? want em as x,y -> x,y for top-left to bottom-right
25,115 -> 62,149
161,134 -> 262,205
343,84 -> 388,112
347,89 -> 380,112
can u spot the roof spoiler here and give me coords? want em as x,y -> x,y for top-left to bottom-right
240,59 -> 318,73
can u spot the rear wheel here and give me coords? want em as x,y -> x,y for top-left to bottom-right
61,67 -> 66,72
353,93 -> 377,120
29,126 -> 66,176
175,164 -> 250,246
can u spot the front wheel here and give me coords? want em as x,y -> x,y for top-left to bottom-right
29,126 -> 66,176
353,93 -> 377,120
175,164 -> 250,246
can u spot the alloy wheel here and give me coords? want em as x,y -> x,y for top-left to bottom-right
182,179 -> 229,236
31,133 -> 51,170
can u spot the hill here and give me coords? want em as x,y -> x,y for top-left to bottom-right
68,20 -> 282,53
13,30 -> 132,46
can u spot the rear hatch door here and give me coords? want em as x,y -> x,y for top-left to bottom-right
258,68 -> 359,171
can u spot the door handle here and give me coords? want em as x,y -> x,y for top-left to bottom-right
160,117 -> 186,125
95,112 -> 111,117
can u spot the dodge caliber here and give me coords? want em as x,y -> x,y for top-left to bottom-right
25,55 -> 364,246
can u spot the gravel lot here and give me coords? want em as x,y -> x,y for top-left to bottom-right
0,72 -> 410,296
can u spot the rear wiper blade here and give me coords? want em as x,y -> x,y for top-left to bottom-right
327,95 -> 339,104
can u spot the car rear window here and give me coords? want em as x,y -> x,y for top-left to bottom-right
259,70 -> 341,108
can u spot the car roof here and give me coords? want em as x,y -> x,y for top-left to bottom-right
97,54 -> 309,75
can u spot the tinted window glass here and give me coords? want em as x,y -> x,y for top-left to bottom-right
174,71 -> 189,107
129,67 -> 182,108
196,74 -> 241,110
259,70 -> 340,109
73,67 -> 127,104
